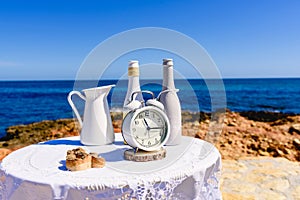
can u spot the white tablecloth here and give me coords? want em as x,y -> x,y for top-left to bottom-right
0,134 -> 221,200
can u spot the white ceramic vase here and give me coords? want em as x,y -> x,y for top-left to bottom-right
123,60 -> 144,118
158,58 -> 182,145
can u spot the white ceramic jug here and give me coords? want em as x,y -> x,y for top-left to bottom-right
67,85 -> 115,145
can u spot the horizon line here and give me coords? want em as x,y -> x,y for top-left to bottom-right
1,77 -> 300,82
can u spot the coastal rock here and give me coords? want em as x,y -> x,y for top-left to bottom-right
2,110 -> 300,163
217,111 -> 300,161
293,139 -> 300,150
240,111 -> 294,122
258,150 -> 269,156
262,179 -> 290,192
289,124 -> 300,134
1,119 -> 80,150
222,192 -> 255,200
0,148 -> 12,161
1,110 -> 300,199
293,186 -> 300,200
227,122 -> 237,127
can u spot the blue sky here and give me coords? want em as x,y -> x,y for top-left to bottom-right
0,0 -> 299,80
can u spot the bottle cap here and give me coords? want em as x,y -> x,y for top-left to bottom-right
128,60 -> 139,68
128,60 -> 139,76
163,58 -> 173,66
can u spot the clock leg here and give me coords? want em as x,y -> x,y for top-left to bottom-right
134,147 -> 139,154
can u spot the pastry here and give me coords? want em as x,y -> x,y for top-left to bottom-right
66,147 -> 91,171
65,148 -> 105,171
90,154 -> 106,168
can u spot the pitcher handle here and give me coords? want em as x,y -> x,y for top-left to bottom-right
67,91 -> 86,127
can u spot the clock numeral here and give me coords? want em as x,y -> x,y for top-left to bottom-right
148,141 -> 151,146
139,114 -> 143,119
135,120 -> 139,125
145,111 -> 149,117
132,128 -> 136,132
141,139 -> 144,144
155,138 -> 159,144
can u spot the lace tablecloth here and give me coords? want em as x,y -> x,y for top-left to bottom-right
0,134 -> 221,200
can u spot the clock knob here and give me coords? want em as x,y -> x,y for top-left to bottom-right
146,99 -> 164,111
124,100 -> 142,111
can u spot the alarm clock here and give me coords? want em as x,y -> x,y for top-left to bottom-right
122,91 -> 170,152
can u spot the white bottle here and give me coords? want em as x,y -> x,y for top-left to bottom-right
159,58 -> 182,145
123,60 -> 143,118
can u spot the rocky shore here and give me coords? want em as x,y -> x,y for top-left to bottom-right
1,110 -> 300,162
185,110 -> 300,162
1,110 -> 300,199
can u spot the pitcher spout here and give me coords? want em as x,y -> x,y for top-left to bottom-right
82,84 -> 115,100
100,84 -> 116,97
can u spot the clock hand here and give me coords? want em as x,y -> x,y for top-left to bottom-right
143,119 -> 150,129
149,127 -> 164,129
144,120 -> 152,138
141,120 -> 150,137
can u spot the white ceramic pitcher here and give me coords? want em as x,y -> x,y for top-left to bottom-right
67,85 -> 115,145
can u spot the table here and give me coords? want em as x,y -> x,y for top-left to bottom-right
0,134 -> 222,200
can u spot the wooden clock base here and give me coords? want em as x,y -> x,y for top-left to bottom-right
124,148 -> 166,162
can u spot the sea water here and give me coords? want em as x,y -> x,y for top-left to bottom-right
0,78 -> 300,137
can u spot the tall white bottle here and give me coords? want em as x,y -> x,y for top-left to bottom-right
159,58 -> 182,145
123,60 -> 144,118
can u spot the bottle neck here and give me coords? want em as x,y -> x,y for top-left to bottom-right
127,66 -> 141,92
128,76 -> 141,90
162,65 -> 175,90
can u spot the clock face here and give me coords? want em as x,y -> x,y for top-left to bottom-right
131,109 -> 168,149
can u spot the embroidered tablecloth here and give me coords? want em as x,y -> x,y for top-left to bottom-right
0,134 -> 221,200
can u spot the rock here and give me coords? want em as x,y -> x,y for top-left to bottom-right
222,158 -> 299,200
222,192 -> 255,200
228,122 -> 237,127
221,160 -> 248,172
2,110 -> 300,162
289,124 -> 300,134
0,118 -> 80,151
262,179 -> 290,192
260,190 -> 287,200
0,148 -> 12,161
258,150 -> 270,156
249,143 -> 259,151
225,182 -> 256,193
293,138 -> 300,150
276,149 -> 285,156
250,134 -> 259,142
193,121 -> 200,126
282,148 -> 291,155
240,111 -> 293,122
259,142 -> 269,151
293,186 -> 300,200
223,118 -> 228,124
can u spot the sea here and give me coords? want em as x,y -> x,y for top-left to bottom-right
0,78 -> 300,137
